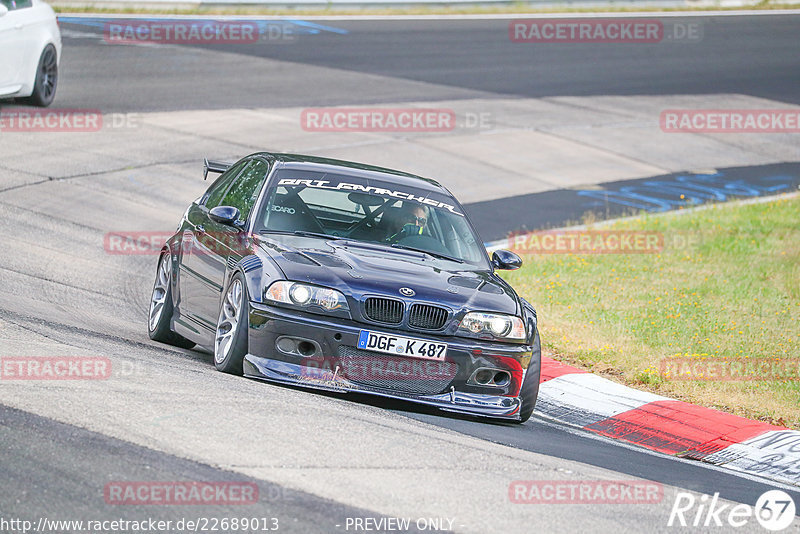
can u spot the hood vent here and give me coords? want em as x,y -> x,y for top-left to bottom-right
304,252 -> 351,270
479,282 -> 504,294
447,276 -> 482,289
281,252 -> 318,265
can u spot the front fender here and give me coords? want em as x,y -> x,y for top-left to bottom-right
520,296 -> 538,348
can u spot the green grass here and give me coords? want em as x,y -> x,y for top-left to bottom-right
500,195 -> 800,428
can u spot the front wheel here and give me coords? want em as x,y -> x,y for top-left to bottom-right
214,273 -> 248,375
24,44 -> 58,107
514,329 -> 541,424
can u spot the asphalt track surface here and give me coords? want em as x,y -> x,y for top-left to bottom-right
1,13 -> 800,533
54,14 -> 800,112
471,161 -> 800,241
0,404 -> 388,532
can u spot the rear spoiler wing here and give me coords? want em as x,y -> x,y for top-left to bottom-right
203,158 -> 233,180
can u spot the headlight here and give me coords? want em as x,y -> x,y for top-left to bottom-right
289,284 -> 311,305
458,312 -> 526,341
265,281 -> 348,312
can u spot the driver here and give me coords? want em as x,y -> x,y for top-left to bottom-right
388,203 -> 428,242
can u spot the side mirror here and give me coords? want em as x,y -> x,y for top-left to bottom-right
209,206 -> 242,227
492,250 -> 522,270
0,5 -> 9,17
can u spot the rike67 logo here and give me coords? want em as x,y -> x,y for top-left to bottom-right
668,489 -> 796,531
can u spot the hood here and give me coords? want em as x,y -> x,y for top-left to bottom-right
256,235 -> 519,316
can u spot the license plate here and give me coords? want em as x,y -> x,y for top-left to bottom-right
357,330 -> 447,361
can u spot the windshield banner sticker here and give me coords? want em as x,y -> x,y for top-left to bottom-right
277,178 -> 464,216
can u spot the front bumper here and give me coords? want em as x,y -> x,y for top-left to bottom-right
243,302 -> 535,420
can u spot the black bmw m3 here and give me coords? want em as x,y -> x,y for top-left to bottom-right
148,152 -> 541,422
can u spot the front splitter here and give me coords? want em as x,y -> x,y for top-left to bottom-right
243,354 -> 522,421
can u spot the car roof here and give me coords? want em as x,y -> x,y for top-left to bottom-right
254,152 -> 448,195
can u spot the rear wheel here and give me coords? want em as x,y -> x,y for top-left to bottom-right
24,45 -> 58,107
214,273 -> 248,375
148,253 -> 195,349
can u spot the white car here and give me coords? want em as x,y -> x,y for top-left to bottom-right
0,0 -> 61,107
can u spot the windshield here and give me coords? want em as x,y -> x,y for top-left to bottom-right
255,169 -> 488,265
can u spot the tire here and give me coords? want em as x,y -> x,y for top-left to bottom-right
148,252 -> 196,349
514,328 -> 542,424
213,272 -> 248,375
24,44 -> 58,108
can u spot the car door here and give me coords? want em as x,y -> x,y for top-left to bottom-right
14,0 -> 42,83
177,160 -> 249,336
0,0 -> 27,89
179,158 -> 270,336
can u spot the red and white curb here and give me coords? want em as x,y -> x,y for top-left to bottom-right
536,356 -> 800,487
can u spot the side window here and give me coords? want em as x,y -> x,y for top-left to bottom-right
220,160 -> 269,221
3,0 -> 32,9
203,160 -> 248,209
